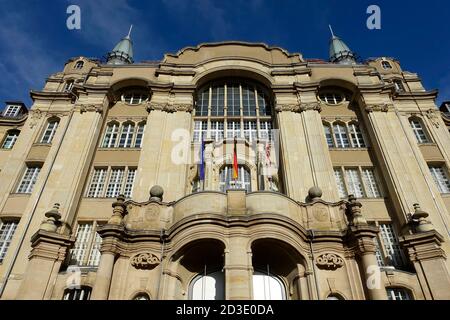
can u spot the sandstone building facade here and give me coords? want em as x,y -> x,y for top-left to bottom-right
1,31 -> 450,300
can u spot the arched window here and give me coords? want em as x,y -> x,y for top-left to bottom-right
323,123 -> 334,147
386,288 -> 412,300
134,122 -> 146,148
219,165 -> 251,193
382,61 -> 392,70
63,286 -> 92,300
194,79 -> 273,143
1,130 -> 20,149
191,271 -> 225,300
326,294 -> 344,300
74,61 -> 84,69
333,123 -> 350,148
252,271 -> 285,300
40,119 -> 59,144
393,80 -> 405,92
63,80 -> 74,93
102,122 -> 120,148
348,122 -> 366,147
133,293 -> 150,300
122,91 -> 149,105
118,122 -> 135,148
409,118 -> 430,143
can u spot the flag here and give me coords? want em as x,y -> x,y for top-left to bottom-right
232,137 -> 239,180
199,136 -> 205,181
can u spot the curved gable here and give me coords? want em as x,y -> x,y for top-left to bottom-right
162,41 -> 304,66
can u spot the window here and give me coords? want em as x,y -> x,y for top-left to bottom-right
323,124 -> 334,147
0,220 -> 18,263
386,288 -> 412,300
133,293 -> 150,300
393,80 -> 405,92
252,271 -> 285,300
326,294 -> 344,300
333,124 -> 350,148
409,119 -> 429,143
118,123 -> 135,148
17,166 -> 41,194
86,167 -> 136,198
74,61 -> 84,69
325,121 -> 367,149
63,286 -> 92,300
219,166 -> 251,193
382,61 -> 392,70
40,120 -> 59,144
259,121 -> 273,141
193,121 -> 207,142
69,222 -> 103,267
319,93 -> 344,105
63,80 -> 74,93
122,92 -> 149,105
374,223 -> 405,268
102,123 -> 119,148
243,121 -> 257,142
334,167 -> 381,199
348,123 -> 366,148
3,105 -> 20,117
191,271 -> 225,300
1,130 -> 20,149
194,80 -> 273,143
429,165 -> 450,193
210,121 -> 224,142
134,123 -> 145,148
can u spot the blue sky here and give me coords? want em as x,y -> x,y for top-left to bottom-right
0,0 -> 449,107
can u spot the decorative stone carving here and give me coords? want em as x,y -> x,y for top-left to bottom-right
145,204 -> 160,221
316,253 -> 344,270
131,252 -> 161,270
29,109 -> 43,128
299,102 -> 322,113
365,103 -> 392,113
275,103 -> 322,113
425,109 -> 440,128
79,104 -> 103,114
275,104 -> 301,113
146,103 -> 193,113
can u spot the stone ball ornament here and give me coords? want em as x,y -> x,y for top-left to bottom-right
308,186 -> 323,200
150,185 -> 164,201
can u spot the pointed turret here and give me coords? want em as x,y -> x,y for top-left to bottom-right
328,25 -> 357,65
106,25 -> 134,65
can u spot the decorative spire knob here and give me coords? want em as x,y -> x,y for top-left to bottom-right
40,203 -> 62,232
410,203 -> 433,233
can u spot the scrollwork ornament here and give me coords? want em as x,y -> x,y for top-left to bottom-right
316,253 -> 344,270
130,252 -> 161,270
425,109 -> 440,128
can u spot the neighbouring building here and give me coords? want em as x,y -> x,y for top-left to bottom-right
1,29 -> 450,301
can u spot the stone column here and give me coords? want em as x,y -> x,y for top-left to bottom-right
224,238 -> 253,300
91,252 -> 116,300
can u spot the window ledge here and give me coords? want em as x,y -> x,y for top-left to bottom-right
329,147 -> 370,151
97,148 -> 141,151
9,193 -> 32,197
32,143 -> 52,147
418,142 -> 436,146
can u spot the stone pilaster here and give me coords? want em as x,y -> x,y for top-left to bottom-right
224,237 -> 253,300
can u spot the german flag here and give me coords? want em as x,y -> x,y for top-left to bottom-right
232,137 -> 239,180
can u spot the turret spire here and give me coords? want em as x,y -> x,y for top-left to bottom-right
328,26 -> 357,65
106,26 -> 134,65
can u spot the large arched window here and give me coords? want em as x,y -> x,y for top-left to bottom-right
252,271 -> 285,300
193,79 -> 273,143
191,271 -> 225,300
219,165 -> 251,192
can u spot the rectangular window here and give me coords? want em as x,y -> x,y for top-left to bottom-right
3,105 -> 20,117
410,119 -> 429,143
40,121 -> 59,144
333,124 -> 350,148
134,123 -> 145,148
334,168 -> 348,198
64,287 -> 92,300
243,121 -> 257,142
259,121 -> 273,141
387,288 -> 411,300
0,220 -> 18,263
193,121 -> 207,142
211,86 -> 225,116
17,166 -> 41,194
105,168 -> 125,198
379,223 -> 405,268
118,123 -> 135,148
210,121 -> 224,142
70,222 -> 103,267
227,121 -> 241,139
429,165 -> 450,193
196,90 -> 209,116
123,169 -> 136,198
2,131 -> 19,149
362,168 -> 381,198
226,84 -> 241,116
257,91 -> 271,116
345,168 -> 364,198
219,166 -> 251,193
242,85 -> 256,116
87,168 -> 107,198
